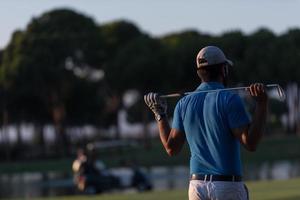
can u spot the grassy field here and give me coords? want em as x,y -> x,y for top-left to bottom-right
1,136 -> 300,174
18,178 -> 300,200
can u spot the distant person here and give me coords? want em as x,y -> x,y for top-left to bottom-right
72,147 -> 110,192
72,148 -> 87,174
144,46 -> 268,200
72,148 -> 88,191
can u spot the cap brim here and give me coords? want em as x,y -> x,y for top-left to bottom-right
226,59 -> 233,66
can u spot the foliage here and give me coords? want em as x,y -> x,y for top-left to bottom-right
160,30 -> 212,91
107,35 -> 164,93
100,20 -> 142,57
0,9 -> 104,124
1,8 -> 300,126
0,8 -> 300,160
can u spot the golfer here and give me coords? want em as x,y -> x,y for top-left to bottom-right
144,46 -> 268,200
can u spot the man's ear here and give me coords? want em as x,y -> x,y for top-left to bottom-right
196,69 -> 201,79
222,65 -> 229,87
222,65 -> 229,77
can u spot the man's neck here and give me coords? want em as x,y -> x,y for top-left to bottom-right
202,78 -> 224,85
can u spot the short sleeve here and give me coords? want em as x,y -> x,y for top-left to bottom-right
226,94 -> 251,129
172,101 -> 185,132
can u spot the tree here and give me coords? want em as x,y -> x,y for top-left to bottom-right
99,20 -> 145,129
276,29 -> 300,84
242,28 -> 277,84
100,20 -> 142,57
217,31 -> 247,84
0,8 -> 105,157
106,35 -> 164,93
160,30 -> 213,91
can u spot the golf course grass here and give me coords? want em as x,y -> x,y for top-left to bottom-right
23,178 -> 300,200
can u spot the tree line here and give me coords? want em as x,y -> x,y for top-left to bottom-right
0,8 -> 298,160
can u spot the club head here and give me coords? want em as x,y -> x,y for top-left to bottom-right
275,84 -> 286,102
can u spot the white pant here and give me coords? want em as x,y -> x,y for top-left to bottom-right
189,180 -> 249,200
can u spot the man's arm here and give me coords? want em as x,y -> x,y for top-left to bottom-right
232,83 -> 268,152
144,93 -> 186,156
157,117 -> 186,156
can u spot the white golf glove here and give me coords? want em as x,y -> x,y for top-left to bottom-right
144,92 -> 167,121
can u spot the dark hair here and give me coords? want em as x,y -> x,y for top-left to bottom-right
197,63 -> 225,81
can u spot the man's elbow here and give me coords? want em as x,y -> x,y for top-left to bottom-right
166,148 -> 179,157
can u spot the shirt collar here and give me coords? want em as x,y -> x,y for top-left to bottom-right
196,82 -> 225,91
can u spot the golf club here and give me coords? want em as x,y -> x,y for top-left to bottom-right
160,84 -> 286,101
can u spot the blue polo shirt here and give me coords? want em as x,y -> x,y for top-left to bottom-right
172,82 -> 250,176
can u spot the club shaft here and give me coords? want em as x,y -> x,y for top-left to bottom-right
160,84 -> 284,99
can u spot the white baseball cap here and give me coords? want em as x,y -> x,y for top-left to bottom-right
196,46 -> 233,69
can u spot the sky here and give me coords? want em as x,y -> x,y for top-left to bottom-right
1,0 -> 300,49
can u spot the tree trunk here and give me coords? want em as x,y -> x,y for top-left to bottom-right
34,123 -> 46,158
53,104 -> 69,157
2,110 -> 11,160
15,123 -> 23,159
142,106 -> 151,149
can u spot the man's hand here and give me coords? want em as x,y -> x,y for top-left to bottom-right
236,83 -> 268,152
144,93 -> 185,156
144,92 -> 167,121
248,83 -> 268,103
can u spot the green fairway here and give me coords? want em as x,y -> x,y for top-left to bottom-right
247,178 -> 300,200
24,178 -> 300,200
